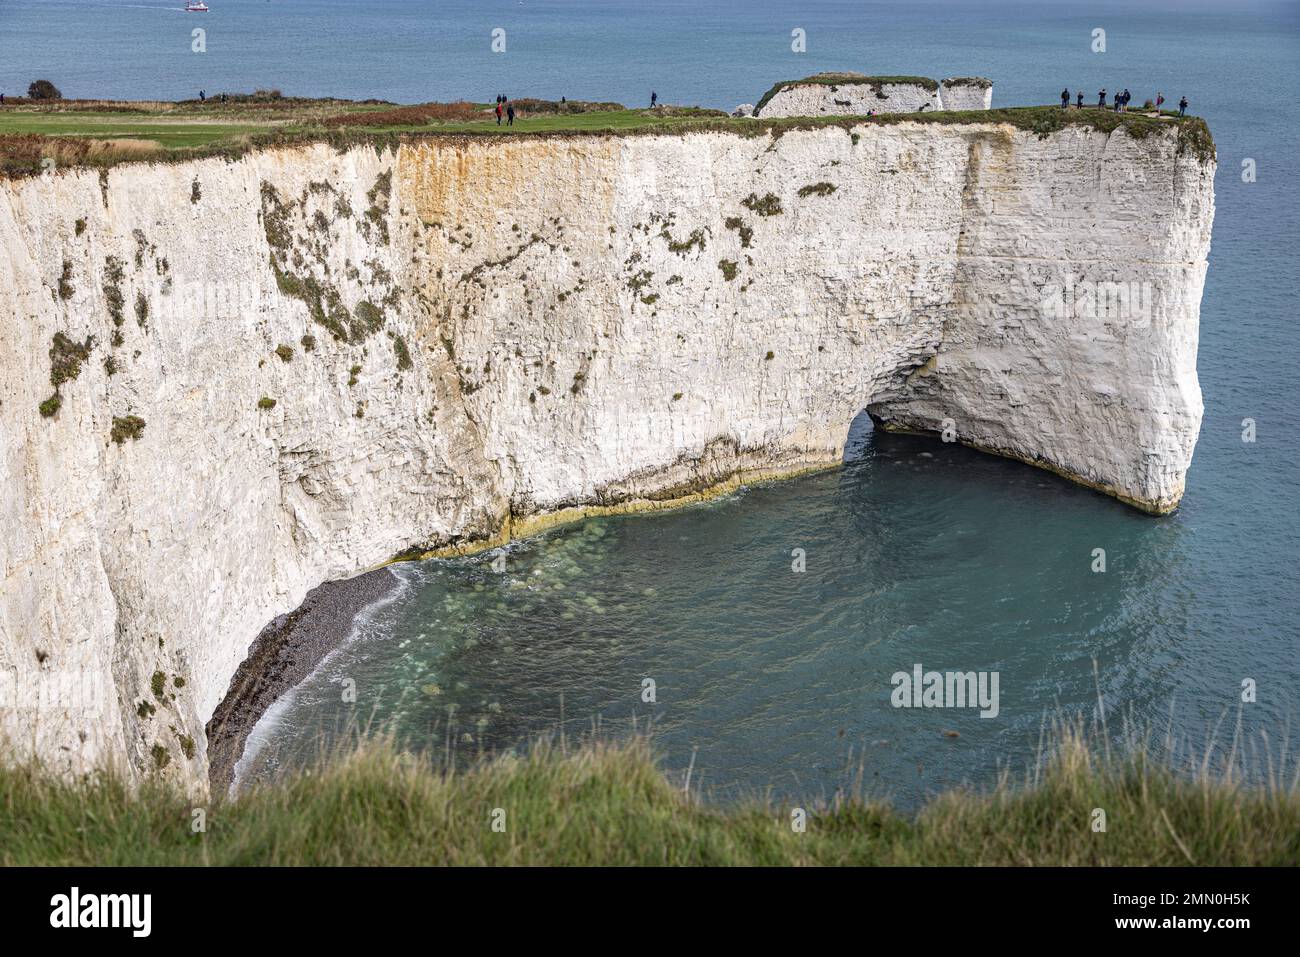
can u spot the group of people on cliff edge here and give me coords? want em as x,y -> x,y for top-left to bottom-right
1060,86 -> 1188,116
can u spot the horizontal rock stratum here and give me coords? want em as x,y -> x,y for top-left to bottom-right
0,116 -> 1215,790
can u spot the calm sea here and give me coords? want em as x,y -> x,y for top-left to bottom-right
4,0 -> 1298,806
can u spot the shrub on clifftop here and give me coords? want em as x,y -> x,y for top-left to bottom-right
27,79 -> 62,101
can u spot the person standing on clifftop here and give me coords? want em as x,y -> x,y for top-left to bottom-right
1098,88 -> 1106,107
1156,92 -> 1165,112
506,103 -> 515,126
1076,90 -> 1083,108
1061,87 -> 1070,108
495,101 -> 503,125
651,90 -> 657,107
1179,95 -> 1188,116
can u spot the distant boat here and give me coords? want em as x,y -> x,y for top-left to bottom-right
185,1 -> 209,11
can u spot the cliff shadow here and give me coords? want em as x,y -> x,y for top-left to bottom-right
844,408 -> 875,463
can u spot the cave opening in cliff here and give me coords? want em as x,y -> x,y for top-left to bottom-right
844,408 -> 875,463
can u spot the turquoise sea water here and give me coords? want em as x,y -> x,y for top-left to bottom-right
5,1 -> 1297,805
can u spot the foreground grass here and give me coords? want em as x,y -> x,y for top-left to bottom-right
0,730 -> 1294,866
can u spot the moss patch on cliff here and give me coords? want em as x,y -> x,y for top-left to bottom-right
110,415 -> 146,444
741,192 -> 783,217
723,216 -> 753,247
38,333 -> 94,419
360,170 -> 392,245
57,260 -> 75,300
353,300 -> 384,334
797,182 -> 837,198
48,332 -> 93,387
461,234 -> 551,287
391,332 -> 413,371
663,226 -> 708,255
260,181 -> 397,343
626,269 -> 654,295
102,256 -> 126,326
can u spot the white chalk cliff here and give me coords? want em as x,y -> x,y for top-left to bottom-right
0,118 -> 1214,790
939,78 -> 994,111
759,78 -> 944,117
755,75 -> 993,118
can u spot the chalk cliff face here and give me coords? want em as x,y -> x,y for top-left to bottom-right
0,119 -> 1214,790
758,80 -> 943,116
939,78 -> 994,111
757,76 -> 993,117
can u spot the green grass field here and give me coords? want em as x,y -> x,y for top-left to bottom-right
0,725 -> 1293,866
0,100 -> 711,138
387,108 -> 717,135
0,105 -> 729,145
0,111 -> 270,148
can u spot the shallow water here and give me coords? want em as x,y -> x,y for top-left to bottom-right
238,417 -> 1297,807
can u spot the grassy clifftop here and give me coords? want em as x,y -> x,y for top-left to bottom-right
0,95 -> 1213,179
0,730 -> 1292,866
